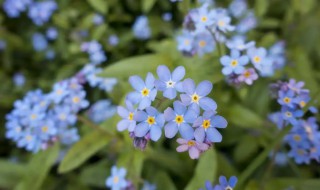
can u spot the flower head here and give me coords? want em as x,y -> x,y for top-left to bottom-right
220,49 -> 249,75
117,100 -> 137,132
106,166 -> 127,190
176,138 -> 209,159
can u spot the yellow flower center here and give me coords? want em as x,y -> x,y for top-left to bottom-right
293,135 -> 301,142
191,94 -> 200,103
218,20 -> 225,27
285,111 -> 292,117
26,135 -> 32,141
184,40 -> 190,45
128,112 -> 134,120
254,56 -> 261,63
231,60 -> 238,67
59,114 -> 66,120
31,114 -> 37,120
244,71 -> 251,78
300,101 -> 306,107
297,149 -> 304,155
187,140 -> 196,146
201,16 -> 208,22
40,101 -> 46,107
202,120 -> 211,129
141,88 -> 149,97
147,116 -> 155,125
175,115 -> 184,124
199,40 -> 206,47
72,96 -> 80,103
56,89 -> 63,95
113,176 -> 119,183
283,97 -> 291,104
42,126 -> 48,133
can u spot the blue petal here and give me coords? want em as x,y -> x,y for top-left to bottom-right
203,110 -> 215,119
175,81 -> 184,92
184,108 -> 198,123
157,65 -> 171,81
220,56 -> 231,66
192,116 -> 203,127
149,89 -> 157,101
164,121 -> 178,138
239,55 -> 249,65
164,88 -> 177,99
145,72 -> 155,89
231,49 -> 240,58
199,97 -> 217,111
219,176 -> 228,187
125,100 -> 134,112
206,127 -> 222,142
129,75 -> 145,91
164,107 -> 175,121
172,66 -> 185,82
211,115 -> 228,128
117,120 -> 130,131
229,176 -> 238,187
180,94 -> 191,105
127,92 -> 141,104
179,123 -> 194,140
118,168 -> 127,177
117,106 -> 129,118
134,111 -> 148,122
194,127 -> 205,142
146,106 -> 158,116
234,66 -> 245,74
222,66 -> 233,75
183,78 -> 195,95
189,103 -> 200,115
173,101 -> 186,115
150,126 -> 162,141
154,80 -> 166,91
138,98 -> 151,110
156,114 -> 165,127
134,122 -> 149,137
196,80 -> 212,96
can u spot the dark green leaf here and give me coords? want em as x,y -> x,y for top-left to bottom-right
87,0 -> 108,14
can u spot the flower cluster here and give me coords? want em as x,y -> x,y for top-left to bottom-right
221,41 -> 286,86
117,65 -> 227,159
132,15 -> 151,40
201,176 -> 238,190
3,0 -> 57,26
81,41 -> 107,65
5,77 -> 88,152
269,79 -> 320,164
32,31 -> 57,59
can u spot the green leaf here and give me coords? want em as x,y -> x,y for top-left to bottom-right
87,0 -> 108,14
154,171 -> 177,190
92,24 -> 107,40
254,0 -> 269,17
80,160 -> 109,187
234,135 -> 259,163
185,149 -> 217,190
227,104 -> 264,129
0,160 -> 26,189
292,0 -> 316,14
142,0 -> 157,13
100,54 -> 173,79
266,178 -> 320,190
15,144 -> 60,190
58,130 -> 112,173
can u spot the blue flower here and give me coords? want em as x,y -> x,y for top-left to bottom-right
229,0 -> 247,18
0,40 -> 7,50
218,176 -> 238,189
277,89 -> 296,108
180,79 -> 217,114
226,35 -> 255,51
32,33 -> 48,52
28,0 -> 57,26
58,128 -> 80,145
66,90 -> 89,111
108,35 -> 119,46
117,100 -> 137,132
50,81 -> 69,104
164,101 -> 198,140
162,12 -> 172,21
191,3 -> 215,32
132,15 -> 151,40
176,30 -> 194,53
155,65 -> 185,99
88,100 -> 116,124
128,73 -> 157,110
3,0 -> 32,18
236,11 -> 257,34
46,27 -> 58,40
281,107 -> 303,125
53,106 -> 77,127
213,9 -> 235,33
288,146 -> 311,164
13,72 -> 26,87
35,119 -> 57,141
17,132 -> 41,152
193,111 -> 227,142
105,166 -> 128,190
134,107 -> 165,141
194,32 -> 215,56
220,49 -> 249,75
93,14 -> 104,25
141,181 -> 157,190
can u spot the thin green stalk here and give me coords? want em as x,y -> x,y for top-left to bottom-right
237,126 -> 292,188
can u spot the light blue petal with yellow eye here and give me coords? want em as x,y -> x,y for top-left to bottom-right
199,97 -> 217,111
206,127 -> 222,142
134,122 -> 149,137
196,80 -> 212,96
173,101 -> 186,115
145,72 -> 155,89
129,75 -> 145,91
157,65 -> 171,81
211,115 -> 227,128
172,66 -> 185,82
183,78 -> 195,95
134,111 -> 148,122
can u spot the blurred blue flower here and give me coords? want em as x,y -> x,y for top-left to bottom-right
106,166 -> 127,190
228,0 -> 247,18
88,100 -> 116,124
180,79 -> 217,114
46,27 -> 58,40
218,176 -> 238,190
162,12 -> 172,21
236,11 -> 257,34
32,33 -> 48,52
132,15 -> 151,40
128,73 -> 157,110
176,31 -> 195,53
220,49 -> 249,75
237,68 -> 258,85
155,65 -> 185,99
194,32 -> 215,56
134,107 -> 165,141
3,0 -> 32,17
226,36 -> 255,51
277,89 -> 296,108
281,107 -> 303,125
0,40 -> 7,50
93,13 -> 104,25
108,35 -> 119,46
13,73 -> 26,87
28,0 -> 57,25
193,111 -> 227,142
190,4 -> 215,32
164,101 -> 197,140
141,181 -> 157,190
213,9 -> 235,33
46,49 -> 55,60
117,100 -> 137,132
